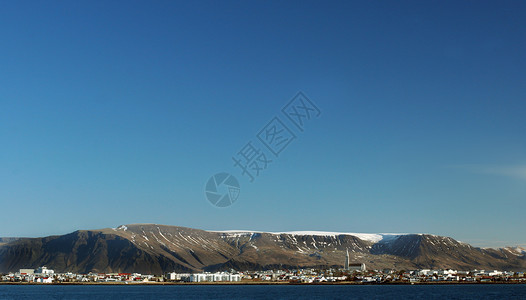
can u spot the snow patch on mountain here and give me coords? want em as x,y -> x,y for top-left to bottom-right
503,246 -> 526,255
209,230 -> 411,243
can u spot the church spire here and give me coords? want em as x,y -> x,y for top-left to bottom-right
345,248 -> 349,270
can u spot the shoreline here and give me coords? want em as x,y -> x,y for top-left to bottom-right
1,281 -> 525,286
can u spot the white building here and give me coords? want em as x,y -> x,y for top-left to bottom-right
348,263 -> 366,272
35,267 -> 54,275
417,269 -> 431,276
36,277 -> 53,283
488,270 -> 503,276
344,249 -> 366,272
19,269 -> 34,275
166,272 -> 192,281
188,272 -> 241,282
439,269 -> 457,275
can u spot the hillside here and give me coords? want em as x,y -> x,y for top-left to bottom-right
0,224 -> 524,274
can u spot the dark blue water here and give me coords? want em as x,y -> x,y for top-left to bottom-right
1,284 -> 525,299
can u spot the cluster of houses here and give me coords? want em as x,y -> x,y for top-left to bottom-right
2,267 -> 160,283
238,268 -> 526,283
2,266 -> 525,284
386,269 -> 526,283
240,269 -> 348,282
1,267 -> 242,284
165,268 -> 526,283
166,272 -> 241,282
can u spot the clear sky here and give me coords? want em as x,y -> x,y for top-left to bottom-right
1,0 -> 525,248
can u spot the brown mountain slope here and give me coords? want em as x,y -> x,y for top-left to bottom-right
0,224 -> 524,274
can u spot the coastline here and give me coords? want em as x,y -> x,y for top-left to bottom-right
1,281 -> 525,286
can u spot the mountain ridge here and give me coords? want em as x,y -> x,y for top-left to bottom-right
1,224 -> 524,274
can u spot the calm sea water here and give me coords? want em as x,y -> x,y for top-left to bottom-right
1,284 -> 525,299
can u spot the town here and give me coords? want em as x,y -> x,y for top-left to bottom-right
2,266 -> 525,284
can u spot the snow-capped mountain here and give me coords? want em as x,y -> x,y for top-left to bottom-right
1,224 -> 524,274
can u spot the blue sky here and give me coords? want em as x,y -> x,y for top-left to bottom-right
1,0 -> 525,248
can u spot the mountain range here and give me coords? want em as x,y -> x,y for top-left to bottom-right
1,224 -> 525,274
